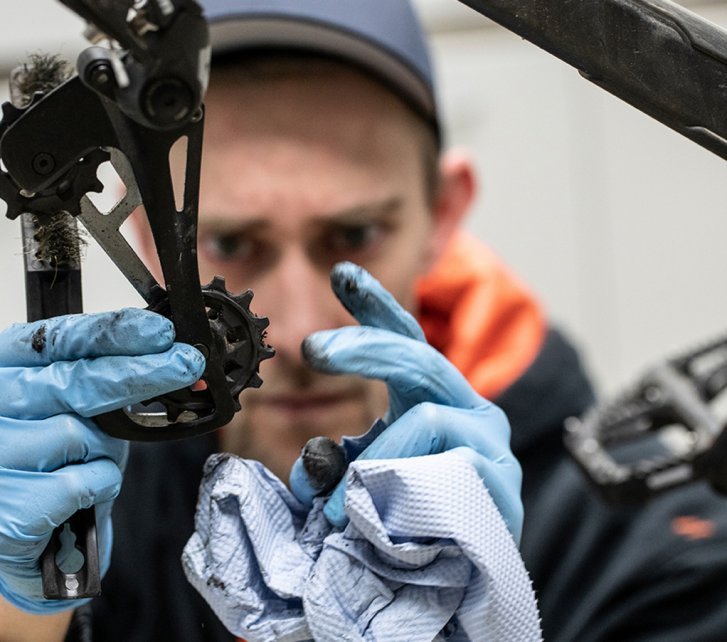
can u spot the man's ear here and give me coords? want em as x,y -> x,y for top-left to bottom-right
425,148 -> 477,270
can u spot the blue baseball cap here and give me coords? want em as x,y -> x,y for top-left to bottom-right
200,0 -> 440,138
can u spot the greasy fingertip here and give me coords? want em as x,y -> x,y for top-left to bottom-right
302,437 -> 347,492
330,262 -> 365,316
329,262 -> 425,341
301,332 -> 334,369
330,261 -> 364,289
301,328 -> 378,376
15,344 -> 209,419
125,309 -> 175,347
290,438 -> 348,508
64,308 -> 176,358
169,343 -> 207,384
0,309 -> 177,368
301,334 -> 317,363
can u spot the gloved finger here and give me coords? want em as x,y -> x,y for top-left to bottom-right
289,457 -> 317,507
0,459 -> 123,542
0,309 -> 175,368
0,343 -> 205,419
323,403 -> 516,529
95,498 -> 115,574
330,262 -> 425,342
0,415 -> 128,472
303,326 -> 481,413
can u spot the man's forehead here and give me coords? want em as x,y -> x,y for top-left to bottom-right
200,78 -> 424,183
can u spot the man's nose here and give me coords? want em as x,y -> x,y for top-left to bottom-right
260,252 -> 348,365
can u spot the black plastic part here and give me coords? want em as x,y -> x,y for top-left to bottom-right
41,509 -> 101,599
459,0 -> 727,160
69,0 -> 210,130
565,336 -> 727,503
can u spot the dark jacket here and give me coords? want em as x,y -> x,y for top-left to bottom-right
509,331 -> 727,641
72,328 -> 727,641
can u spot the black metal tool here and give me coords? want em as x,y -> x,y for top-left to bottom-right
0,0 -> 273,598
565,336 -> 727,503
458,0 -> 727,161
1,0 -> 273,440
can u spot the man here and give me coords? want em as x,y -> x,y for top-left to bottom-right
1,0 -> 727,640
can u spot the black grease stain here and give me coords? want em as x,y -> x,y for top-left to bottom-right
101,310 -> 125,342
337,276 -> 360,317
329,269 -> 360,318
300,337 -> 328,370
32,324 -> 47,353
343,276 -> 358,296
206,576 -> 226,591
302,436 -> 348,493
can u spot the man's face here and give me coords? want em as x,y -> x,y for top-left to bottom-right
163,62 -> 439,481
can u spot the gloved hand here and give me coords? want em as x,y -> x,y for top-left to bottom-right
0,309 -> 205,614
289,262 -> 523,543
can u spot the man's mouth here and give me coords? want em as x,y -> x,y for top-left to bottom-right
256,391 -> 359,416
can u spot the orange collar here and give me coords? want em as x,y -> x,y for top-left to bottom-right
416,231 -> 546,399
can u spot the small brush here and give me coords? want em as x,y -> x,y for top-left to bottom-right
9,53 -> 101,600
10,53 -> 86,322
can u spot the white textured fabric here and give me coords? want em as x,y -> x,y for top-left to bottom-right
183,451 -> 542,642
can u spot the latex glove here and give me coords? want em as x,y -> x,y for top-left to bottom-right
290,262 -> 523,543
0,309 -> 205,614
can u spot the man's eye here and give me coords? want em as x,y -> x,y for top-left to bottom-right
200,233 -> 253,261
327,223 -> 383,253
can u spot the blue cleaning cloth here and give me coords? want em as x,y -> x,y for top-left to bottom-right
183,448 -> 541,641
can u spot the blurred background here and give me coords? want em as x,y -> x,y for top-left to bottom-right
0,0 -> 725,398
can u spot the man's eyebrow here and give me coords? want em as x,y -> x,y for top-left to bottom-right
198,217 -> 270,234
199,196 -> 404,233
326,196 -> 404,222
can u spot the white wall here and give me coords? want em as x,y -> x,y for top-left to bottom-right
0,1 -> 726,398
423,2 -> 727,395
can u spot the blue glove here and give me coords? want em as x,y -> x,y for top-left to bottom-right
289,262 -> 523,543
0,309 -> 205,614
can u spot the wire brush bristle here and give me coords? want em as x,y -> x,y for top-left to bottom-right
12,53 -> 73,107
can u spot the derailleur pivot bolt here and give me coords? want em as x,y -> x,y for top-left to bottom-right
32,153 -> 55,176
87,61 -> 115,90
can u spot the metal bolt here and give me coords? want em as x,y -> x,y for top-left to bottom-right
144,78 -> 193,126
88,62 -> 113,88
32,153 -> 55,176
